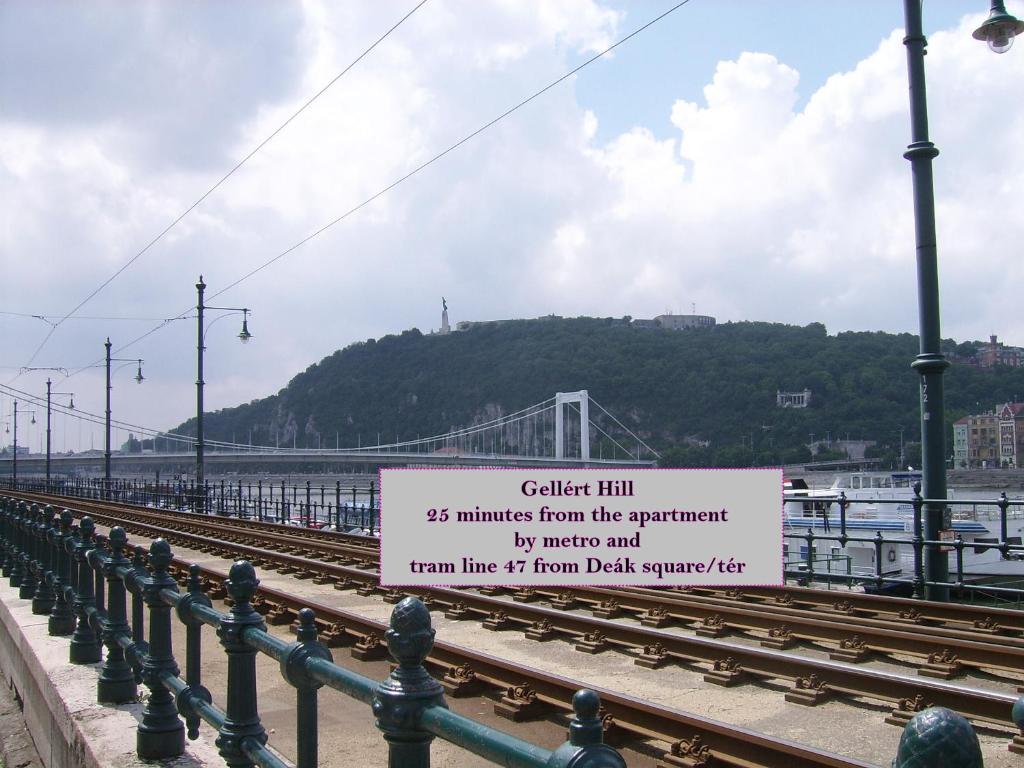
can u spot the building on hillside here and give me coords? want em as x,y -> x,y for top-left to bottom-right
997,402 -> 1024,467
776,389 -> 812,408
653,314 -> 716,330
977,335 -> 1023,368
953,417 -> 969,468
966,412 -> 999,468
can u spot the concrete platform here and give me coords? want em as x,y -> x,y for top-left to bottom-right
0,585 -> 223,768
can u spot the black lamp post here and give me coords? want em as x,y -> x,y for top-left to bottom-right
195,275 -> 252,514
104,338 -> 145,499
19,368 -> 74,488
901,0 -> 1021,600
8,401 -> 36,489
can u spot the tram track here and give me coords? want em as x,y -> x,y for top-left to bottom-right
159,557 -> 876,768
18,491 -> 1024,680
19,489 -> 1024,637
8,491 -> 1021,734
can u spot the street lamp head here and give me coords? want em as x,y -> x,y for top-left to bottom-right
30,413 -> 35,425
135,360 -> 145,384
973,1 -> 1024,53
68,396 -> 74,410
238,310 -> 252,344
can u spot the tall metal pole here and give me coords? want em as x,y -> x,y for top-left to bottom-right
105,338 -> 112,500
902,0 -> 949,600
196,276 -> 206,513
12,400 -> 17,488
45,378 -> 52,486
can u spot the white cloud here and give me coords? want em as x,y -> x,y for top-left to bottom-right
2,1 -> 1023,448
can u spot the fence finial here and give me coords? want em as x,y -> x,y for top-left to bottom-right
893,707 -> 982,768
374,597 -> 446,767
225,560 -> 259,606
547,689 -> 625,768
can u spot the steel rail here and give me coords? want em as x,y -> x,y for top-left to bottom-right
660,585 -> 1024,634
66,496 -> 1024,673
29,492 -> 1024,680
27,488 -> 1022,635
167,559 -> 876,768
511,585 -> 1024,675
10,489 -> 379,549
69,512 -> 1018,731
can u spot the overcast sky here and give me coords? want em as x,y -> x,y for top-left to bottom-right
2,1 -> 1023,453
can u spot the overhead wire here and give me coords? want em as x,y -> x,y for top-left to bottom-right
12,1 -> 694,448
206,0 -> 693,303
16,0 -> 431,370
103,0 -> 696,365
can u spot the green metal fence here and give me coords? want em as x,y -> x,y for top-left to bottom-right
0,494 -> 1009,767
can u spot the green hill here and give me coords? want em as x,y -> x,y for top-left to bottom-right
166,318 -> 1024,467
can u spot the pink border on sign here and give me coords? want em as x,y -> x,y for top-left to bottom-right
377,466 -> 785,589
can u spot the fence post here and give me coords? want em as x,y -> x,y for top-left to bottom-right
893,707 -> 981,767
9,501 -> 23,588
1,498 -> 12,577
177,564 -> 213,740
137,539 -> 185,760
31,505 -> 56,614
69,517 -> 102,664
335,481 -> 341,530
98,527 -> 137,703
130,545 -> 147,649
18,504 -> 38,600
373,597 -> 446,768
216,561 -> 269,767
49,510 -> 76,635
281,608 -> 332,768
912,484 -> 925,599
369,482 -> 376,535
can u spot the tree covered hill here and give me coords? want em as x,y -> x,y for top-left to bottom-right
167,318 -> 1024,467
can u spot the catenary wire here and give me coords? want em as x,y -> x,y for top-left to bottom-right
207,0 -> 693,303
35,0 -> 694,429
66,0 -> 694,363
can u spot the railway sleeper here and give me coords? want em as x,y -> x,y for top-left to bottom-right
441,663 -> 486,698
828,636 -> 871,663
703,657 -> 745,687
350,632 -> 386,660
494,683 -> 553,721
784,674 -> 831,706
483,611 -> 513,631
760,626 -> 795,650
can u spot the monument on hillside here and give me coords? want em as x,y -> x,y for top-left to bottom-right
440,297 -> 450,335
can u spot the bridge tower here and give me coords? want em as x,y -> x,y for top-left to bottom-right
554,390 -> 590,461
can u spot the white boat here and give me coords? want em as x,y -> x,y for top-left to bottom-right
783,471 -> 1024,578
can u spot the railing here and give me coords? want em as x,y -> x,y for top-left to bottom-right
784,486 -> 1024,602
0,496 -> 629,768
2,477 -> 379,534
1,494 -> 1010,767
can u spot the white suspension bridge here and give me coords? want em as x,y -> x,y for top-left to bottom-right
0,390 -> 660,475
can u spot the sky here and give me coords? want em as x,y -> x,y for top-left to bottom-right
2,0 -> 1023,453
